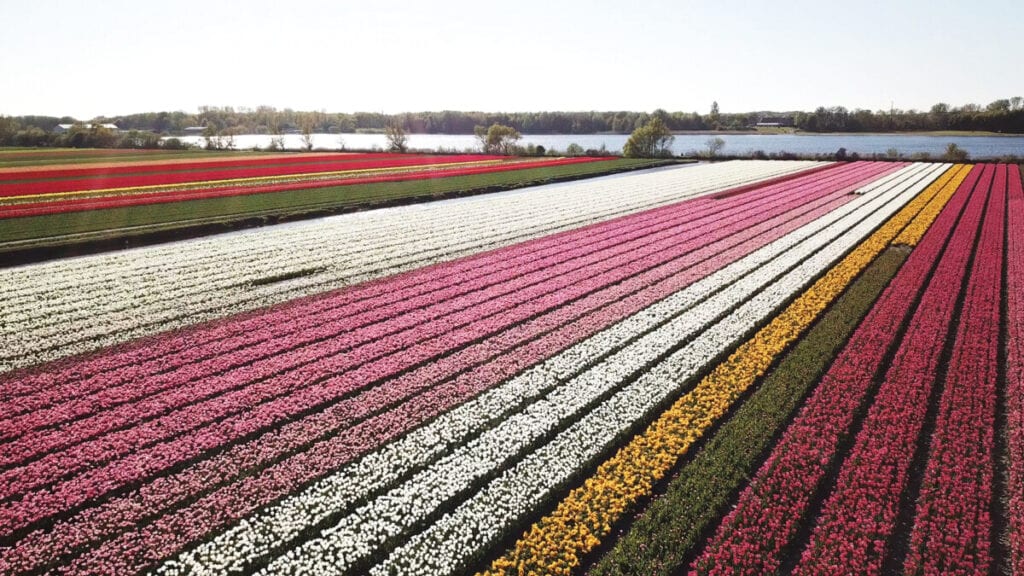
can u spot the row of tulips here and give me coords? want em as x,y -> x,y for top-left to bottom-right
1,161 -> 871,438
691,163 -> 984,574
480,163 -> 964,575
0,160 -> 822,372
1007,165 -> 1024,573
0,157 -> 603,219
149,164 -> 941,576
790,164 -> 997,575
899,164 -> 1008,574
0,165 -> 871,573
0,154 -> 511,197
0,152 -> 410,181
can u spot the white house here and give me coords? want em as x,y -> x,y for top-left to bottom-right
53,123 -> 120,133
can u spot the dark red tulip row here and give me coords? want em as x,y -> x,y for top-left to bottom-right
0,165 -> 891,572
0,152 -> 407,182
0,163 -> 878,470
1,162 -> 864,409
690,164 -> 985,575
791,164 -> 996,575
1006,165 -> 1024,574
0,153 -> 506,197
898,164 -> 1007,574
0,156 -> 608,219
0,166 -> 886,545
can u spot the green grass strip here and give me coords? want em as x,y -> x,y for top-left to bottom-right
589,247 -> 909,576
0,158 -> 664,248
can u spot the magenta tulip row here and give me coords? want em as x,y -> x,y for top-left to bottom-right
1006,166 -> 1024,574
0,167 -> 892,569
691,164 -> 985,575
898,164 -> 1007,574
0,164 -> 873,503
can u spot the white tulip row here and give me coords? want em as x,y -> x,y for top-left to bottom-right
1,160 -> 819,373
152,163 -> 946,576
371,164 -> 949,576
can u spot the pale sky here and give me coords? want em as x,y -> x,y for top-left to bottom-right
1,0 -> 1019,119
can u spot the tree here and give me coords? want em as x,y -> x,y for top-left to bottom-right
708,101 -> 721,128
944,142 -> 969,162
623,117 -> 674,158
705,136 -> 726,158
474,123 -> 521,155
565,142 -> 585,157
300,117 -> 315,151
385,121 -> 408,153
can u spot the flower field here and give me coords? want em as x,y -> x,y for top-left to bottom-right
0,149 -> 664,264
0,159 -> 1021,575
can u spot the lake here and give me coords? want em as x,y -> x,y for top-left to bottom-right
170,132 -> 1024,159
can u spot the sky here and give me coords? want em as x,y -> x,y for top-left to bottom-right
0,0 -> 1020,119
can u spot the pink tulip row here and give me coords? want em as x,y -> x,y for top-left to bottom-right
791,164 -> 996,575
0,167 -> 884,553
0,163 -> 880,423
899,164 -> 1008,574
0,166 -> 897,574
1006,166 -> 1024,574
0,165 -> 870,500
691,164 -> 984,575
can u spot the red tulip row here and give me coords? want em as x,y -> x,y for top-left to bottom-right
898,164 -> 1008,574
0,165 -> 884,557
0,153 -> 505,197
690,164 -> 984,575
0,152 -> 405,182
1006,165 -> 1024,574
0,157 -> 607,219
791,164 -> 996,575
2,163 -> 872,409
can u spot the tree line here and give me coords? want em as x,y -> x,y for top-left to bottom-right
2,98 -> 1023,149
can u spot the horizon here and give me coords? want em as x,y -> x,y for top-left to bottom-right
1,0 -> 1020,119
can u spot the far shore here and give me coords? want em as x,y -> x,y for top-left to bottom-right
661,129 -> 1022,137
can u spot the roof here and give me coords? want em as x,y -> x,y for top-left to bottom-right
55,123 -> 119,130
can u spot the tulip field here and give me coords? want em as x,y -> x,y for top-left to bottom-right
0,149 -> 658,261
0,158 -> 1022,576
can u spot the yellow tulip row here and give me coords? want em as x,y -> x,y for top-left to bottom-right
477,164 -> 969,576
893,163 -> 971,245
